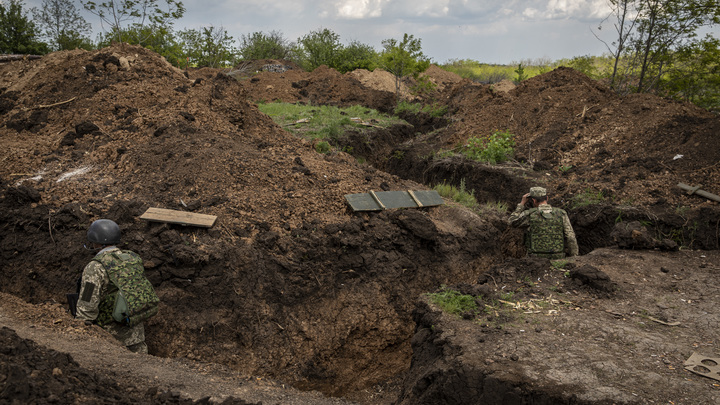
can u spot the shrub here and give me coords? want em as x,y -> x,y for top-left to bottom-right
315,141 -> 331,154
462,130 -> 515,164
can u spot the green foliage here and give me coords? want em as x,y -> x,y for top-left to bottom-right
433,179 -> 477,209
441,59 -> 553,83
0,0 -> 49,54
410,75 -> 437,97
314,141 -> 331,154
297,28 -> 342,71
239,30 -> 292,60
32,0 -> 93,51
257,102 -> 405,141
394,100 -> 447,117
81,0 -> 185,46
514,63 -> 528,84
336,40 -> 378,73
426,286 -> 479,317
564,55 -> 599,78
461,130 -> 515,164
394,101 -> 422,114
480,201 -> 509,214
380,33 -> 430,98
599,0 -> 720,95
178,25 -> 238,68
661,36 -> 720,111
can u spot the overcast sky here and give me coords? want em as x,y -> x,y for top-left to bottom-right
20,0 -> 720,64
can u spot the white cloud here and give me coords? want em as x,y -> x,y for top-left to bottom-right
335,0 -> 386,19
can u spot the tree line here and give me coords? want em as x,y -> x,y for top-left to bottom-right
1,0 -> 718,110
0,0 -> 428,78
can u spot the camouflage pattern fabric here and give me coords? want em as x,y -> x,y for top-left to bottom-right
76,247 -> 146,348
508,203 -> 579,257
92,249 -> 159,327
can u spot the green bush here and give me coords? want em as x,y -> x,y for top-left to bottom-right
462,130 -> 515,164
315,141 -> 331,154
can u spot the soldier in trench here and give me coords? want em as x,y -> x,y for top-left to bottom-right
508,187 -> 579,259
74,219 -> 154,353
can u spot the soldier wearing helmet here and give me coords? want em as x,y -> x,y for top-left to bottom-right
508,187 -> 579,259
75,219 -> 148,353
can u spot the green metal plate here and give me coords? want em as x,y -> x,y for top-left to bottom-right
345,190 -> 444,212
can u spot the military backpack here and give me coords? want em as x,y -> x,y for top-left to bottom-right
526,207 -> 565,256
94,249 -> 159,327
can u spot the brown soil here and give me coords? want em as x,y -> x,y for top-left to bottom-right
1,44 -> 719,404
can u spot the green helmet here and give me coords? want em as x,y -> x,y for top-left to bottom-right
87,219 -> 121,245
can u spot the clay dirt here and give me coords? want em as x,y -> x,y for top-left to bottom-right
1,45 -> 719,404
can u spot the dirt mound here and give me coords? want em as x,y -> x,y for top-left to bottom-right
439,66 -> 720,209
240,65 -> 396,111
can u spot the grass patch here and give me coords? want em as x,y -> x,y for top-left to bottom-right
426,286 -> 479,317
434,179 -> 477,209
480,201 -> 509,214
257,102 -> 405,142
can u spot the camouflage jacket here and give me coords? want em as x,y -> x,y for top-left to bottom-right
508,203 -> 579,258
76,246 -> 145,347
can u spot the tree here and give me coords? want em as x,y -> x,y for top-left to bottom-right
0,0 -> 49,54
178,26 -> 238,68
81,0 -> 185,45
297,28 -> 342,71
598,0 -> 720,94
336,40 -> 378,73
661,36 -> 720,111
98,24 -> 183,64
379,33 -> 430,99
32,0 -> 93,51
239,30 -> 292,60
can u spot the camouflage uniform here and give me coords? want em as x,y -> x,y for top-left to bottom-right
508,193 -> 579,259
76,246 -> 147,353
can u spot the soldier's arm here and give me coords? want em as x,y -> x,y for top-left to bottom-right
508,203 -> 530,227
562,212 -> 580,257
75,261 -> 107,321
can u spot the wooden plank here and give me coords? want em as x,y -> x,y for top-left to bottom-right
139,207 -> 217,228
369,190 -> 387,210
407,190 -> 423,207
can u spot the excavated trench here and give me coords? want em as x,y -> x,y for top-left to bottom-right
336,114 -> 720,254
2,111 -> 718,403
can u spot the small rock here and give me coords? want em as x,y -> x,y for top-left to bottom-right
510,354 -> 519,361
660,267 -> 669,273
52,367 -> 62,377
